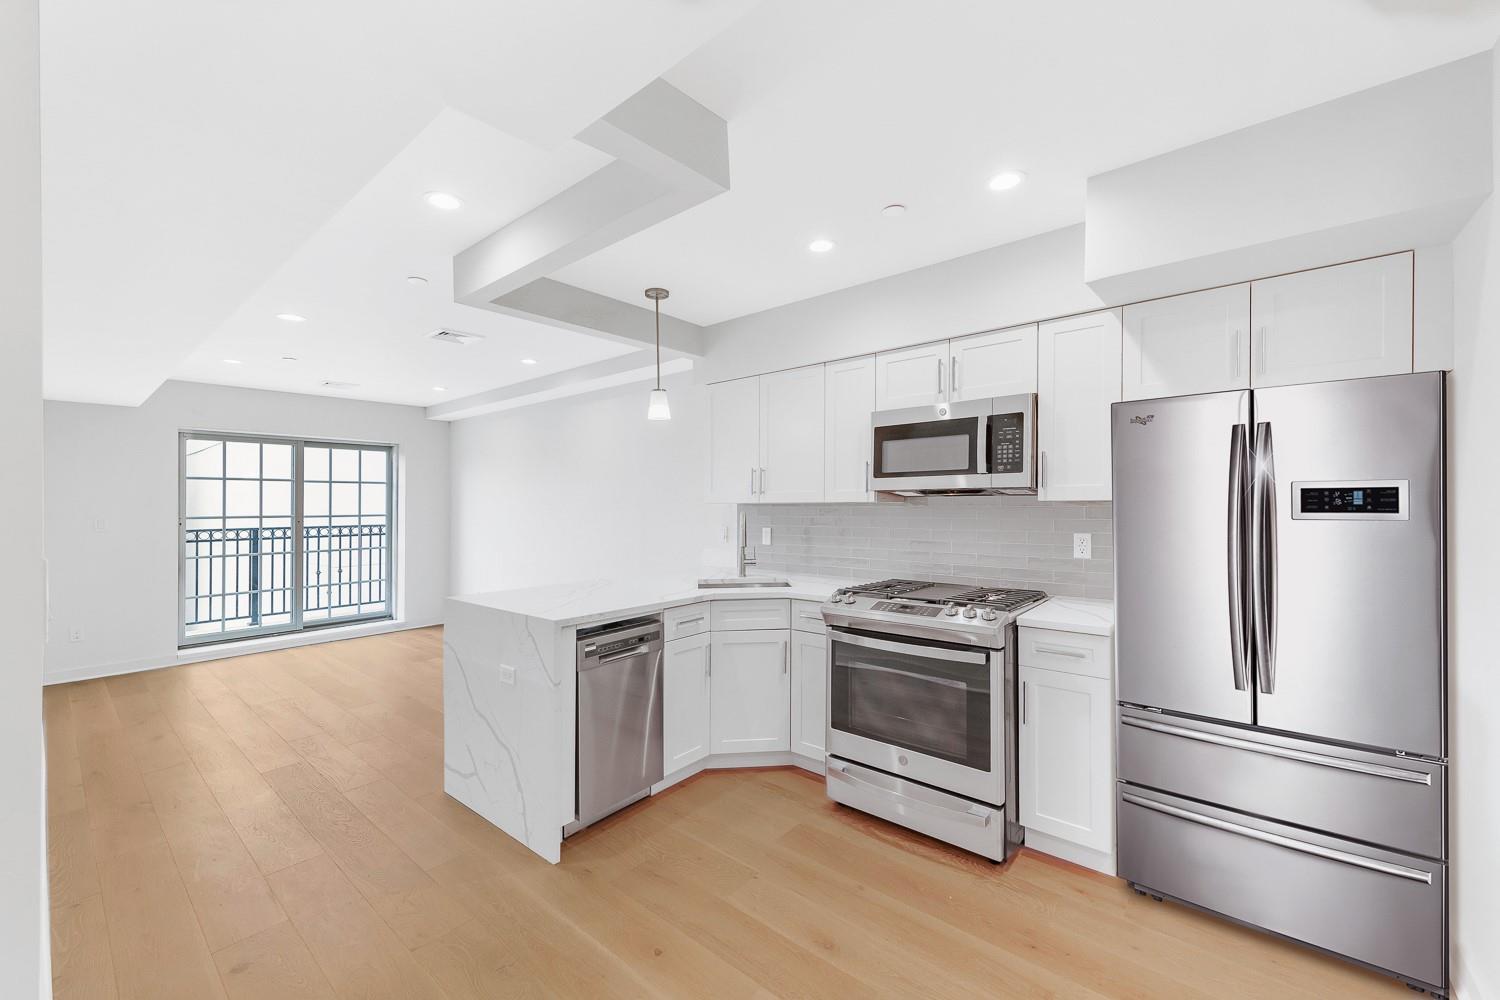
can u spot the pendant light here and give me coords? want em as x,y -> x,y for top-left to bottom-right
645,287 -> 671,421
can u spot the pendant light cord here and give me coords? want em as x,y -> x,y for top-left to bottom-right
655,298 -> 661,390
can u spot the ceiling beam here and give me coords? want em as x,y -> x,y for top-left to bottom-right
424,351 -> 692,421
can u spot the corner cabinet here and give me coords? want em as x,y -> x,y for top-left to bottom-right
1037,309 -> 1122,501
789,629 -> 827,762
709,630 -> 791,754
1123,285 -> 1250,400
1250,252 -> 1413,388
663,632 -> 712,774
824,356 -> 875,502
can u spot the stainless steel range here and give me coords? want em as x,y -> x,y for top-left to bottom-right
821,579 -> 1047,861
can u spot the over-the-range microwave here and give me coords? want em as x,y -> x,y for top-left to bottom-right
869,393 -> 1037,496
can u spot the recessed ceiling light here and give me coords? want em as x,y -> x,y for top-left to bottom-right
520,358 -> 538,365
406,275 -> 429,286
423,191 -> 462,211
275,313 -> 306,323
987,170 -> 1027,192
432,385 -> 447,392
808,238 -> 835,253
223,359 -> 242,365
881,204 -> 907,217
280,355 -> 298,362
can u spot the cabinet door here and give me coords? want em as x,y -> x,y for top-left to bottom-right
824,355 -> 875,502
759,365 -> 825,503
1251,253 -> 1413,388
1123,285 -> 1249,400
875,341 -> 947,409
950,324 -> 1037,401
707,376 -> 761,503
1037,309 -> 1122,501
1019,665 -> 1113,853
790,630 -> 827,762
663,633 -> 711,773
710,630 -> 790,755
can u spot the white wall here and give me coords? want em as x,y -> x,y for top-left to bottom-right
1086,51 -> 1493,305
43,380 -> 450,682
449,369 -> 722,595
1449,41 -> 1500,1000
1,0 -> 47,992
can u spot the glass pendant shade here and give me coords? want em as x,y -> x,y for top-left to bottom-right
646,387 -> 671,421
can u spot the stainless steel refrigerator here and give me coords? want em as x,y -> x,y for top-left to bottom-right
1112,371 -> 1447,997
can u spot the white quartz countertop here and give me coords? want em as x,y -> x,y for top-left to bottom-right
449,573 -> 858,628
1016,597 -> 1115,636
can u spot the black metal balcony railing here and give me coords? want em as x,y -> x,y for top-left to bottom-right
183,524 -> 389,632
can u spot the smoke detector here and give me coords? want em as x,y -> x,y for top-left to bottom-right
427,329 -> 483,346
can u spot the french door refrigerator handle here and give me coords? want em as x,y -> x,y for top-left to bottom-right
1251,421 -> 1277,695
1227,423 -> 1250,692
1121,792 -> 1432,884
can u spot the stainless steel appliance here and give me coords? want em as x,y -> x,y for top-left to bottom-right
870,393 -> 1036,495
1112,372 -> 1448,997
570,615 -> 664,834
821,580 -> 1047,860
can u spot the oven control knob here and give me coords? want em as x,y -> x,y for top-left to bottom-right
962,606 -> 978,619
943,605 -> 960,617
981,609 -> 999,622
898,755 -> 909,767
843,593 -> 858,604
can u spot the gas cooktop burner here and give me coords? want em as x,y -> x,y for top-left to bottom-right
842,579 -> 1048,611
845,579 -> 931,598
947,587 -> 1050,612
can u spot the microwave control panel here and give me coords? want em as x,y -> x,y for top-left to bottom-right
989,412 -> 1026,474
1291,480 -> 1409,521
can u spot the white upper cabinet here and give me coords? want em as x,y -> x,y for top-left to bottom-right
1037,309 -> 1122,502
875,341 -> 947,409
710,630 -> 791,755
663,633 -> 712,774
707,376 -> 761,504
824,356 -> 875,503
789,629 -> 827,763
759,366 -> 825,503
949,325 -> 1038,401
1250,252 -> 1414,388
1122,285 -> 1250,400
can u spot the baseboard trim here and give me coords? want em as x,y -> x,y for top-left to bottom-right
43,618 -> 443,686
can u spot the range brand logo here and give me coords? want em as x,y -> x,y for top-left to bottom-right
1129,414 -> 1155,426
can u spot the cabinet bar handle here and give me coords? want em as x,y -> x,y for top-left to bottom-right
675,615 -> 705,627
1021,680 -> 1027,725
1034,644 -> 1086,659
952,356 -> 959,395
937,358 -> 944,396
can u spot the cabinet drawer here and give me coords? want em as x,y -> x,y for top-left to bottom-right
663,602 -> 710,640
792,599 -> 827,635
1119,785 -> 1445,991
1018,628 -> 1111,679
711,599 -> 791,631
1117,708 -> 1444,858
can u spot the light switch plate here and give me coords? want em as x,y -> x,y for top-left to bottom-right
761,527 -> 772,546
1073,533 -> 1092,559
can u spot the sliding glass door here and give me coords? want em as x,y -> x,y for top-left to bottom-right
180,432 -> 395,646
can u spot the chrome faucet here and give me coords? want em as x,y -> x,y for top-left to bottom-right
737,506 -> 757,577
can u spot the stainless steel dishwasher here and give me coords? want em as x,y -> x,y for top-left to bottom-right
570,615 -> 664,834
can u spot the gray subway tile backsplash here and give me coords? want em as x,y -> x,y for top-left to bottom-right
744,495 -> 1113,600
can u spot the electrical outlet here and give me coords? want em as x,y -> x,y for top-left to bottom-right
91,518 -> 107,533
761,527 -> 772,546
1073,533 -> 1092,559
68,626 -> 84,643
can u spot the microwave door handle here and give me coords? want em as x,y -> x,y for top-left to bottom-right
1251,421 -> 1277,694
1227,423 -> 1250,691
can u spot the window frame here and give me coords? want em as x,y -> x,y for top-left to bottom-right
177,429 -> 398,649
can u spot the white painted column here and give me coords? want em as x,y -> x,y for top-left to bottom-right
0,0 -> 48,992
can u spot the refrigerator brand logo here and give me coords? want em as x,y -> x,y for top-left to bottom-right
1130,414 -> 1155,426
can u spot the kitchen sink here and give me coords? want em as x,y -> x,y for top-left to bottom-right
696,577 -> 793,589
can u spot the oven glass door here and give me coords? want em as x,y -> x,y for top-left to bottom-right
829,631 -> 991,771
872,417 -> 981,480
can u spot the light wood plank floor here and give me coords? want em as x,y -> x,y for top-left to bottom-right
47,627 -> 1407,999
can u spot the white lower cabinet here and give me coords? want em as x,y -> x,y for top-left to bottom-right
789,630 -> 827,762
1019,660 -> 1114,856
710,629 -> 791,754
663,632 -> 712,774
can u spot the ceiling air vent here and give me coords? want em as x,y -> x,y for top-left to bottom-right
427,328 -> 483,346
321,380 -> 359,390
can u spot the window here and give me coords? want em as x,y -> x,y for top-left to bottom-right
180,432 -> 394,646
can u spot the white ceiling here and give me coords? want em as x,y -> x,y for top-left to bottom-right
39,0 -> 1500,407
555,0 -> 1500,326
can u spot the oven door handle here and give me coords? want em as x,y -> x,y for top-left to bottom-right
828,762 -> 994,828
831,630 -> 989,665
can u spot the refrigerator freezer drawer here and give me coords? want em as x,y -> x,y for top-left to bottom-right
1118,709 -> 1444,859
1118,785 -> 1446,992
